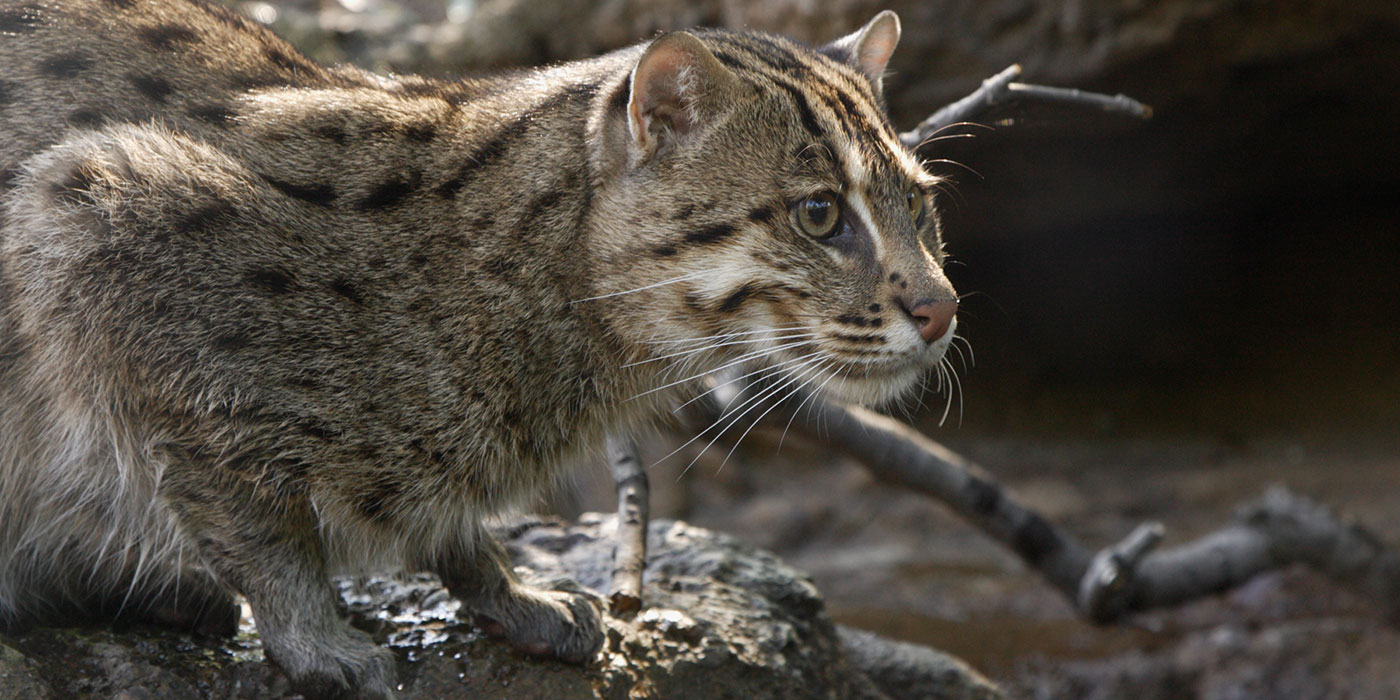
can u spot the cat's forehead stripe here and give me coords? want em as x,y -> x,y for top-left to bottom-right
703,33 -> 912,182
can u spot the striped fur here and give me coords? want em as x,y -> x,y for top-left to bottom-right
0,2 -> 957,697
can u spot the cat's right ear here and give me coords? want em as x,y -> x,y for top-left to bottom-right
624,32 -> 739,163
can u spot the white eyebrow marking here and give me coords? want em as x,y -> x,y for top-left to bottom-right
845,189 -> 884,260
837,139 -> 887,261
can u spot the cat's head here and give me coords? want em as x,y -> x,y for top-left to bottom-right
588,11 -> 959,408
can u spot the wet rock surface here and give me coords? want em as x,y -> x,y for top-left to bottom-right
0,515 -> 1001,699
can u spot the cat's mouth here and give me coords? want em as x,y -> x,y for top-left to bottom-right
773,317 -> 960,408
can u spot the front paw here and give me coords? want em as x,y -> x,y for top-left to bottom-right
265,625 -> 398,700
474,578 -> 604,664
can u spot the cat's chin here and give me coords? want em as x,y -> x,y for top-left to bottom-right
816,363 -> 926,407
811,328 -> 958,408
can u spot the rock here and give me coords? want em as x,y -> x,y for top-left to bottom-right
0,641 -> 54,700
0,515 -> 1002,700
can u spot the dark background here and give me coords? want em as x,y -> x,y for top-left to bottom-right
929,19 -> 1400,442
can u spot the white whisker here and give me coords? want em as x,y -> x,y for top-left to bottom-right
777,359 -> 845,451
643,323 -> 820,346
623,331 -> 822,368
672,351 -> 822,413
569,270 -> 709,304
659,354 -> 827,476
716,359 -> 835,473
628,340 -> 816,401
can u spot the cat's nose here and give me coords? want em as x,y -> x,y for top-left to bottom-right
902,298 -> 957,344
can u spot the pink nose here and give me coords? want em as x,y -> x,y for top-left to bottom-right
908,299 -> 958,344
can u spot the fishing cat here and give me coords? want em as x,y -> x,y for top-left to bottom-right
0,1 -> 959,697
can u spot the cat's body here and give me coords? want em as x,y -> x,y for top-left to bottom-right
0,1 -> 958,697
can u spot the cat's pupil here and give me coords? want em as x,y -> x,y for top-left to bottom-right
798,192 -> 840,238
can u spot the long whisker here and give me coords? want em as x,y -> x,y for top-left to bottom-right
716,359 -> 835,473
659,354 -> 827,476
948,340 -> 971,375
688,358 -> 829,477
777,359 -> 846,451
569,270 -> 708,304
923,158 -> 984,180
913,121 -> 994,150
947,356 -> 965,427
643,323 -> 820,346
624,331 -> 822,368
629,340 -> 817,401
673,352 -> 822,413
953,334 -> 976,366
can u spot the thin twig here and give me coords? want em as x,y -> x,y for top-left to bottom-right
898,64 -> 1152,151
607,435 -> 648,614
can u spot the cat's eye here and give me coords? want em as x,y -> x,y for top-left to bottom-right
795,191 -> 841,239
905,185 -> 924,223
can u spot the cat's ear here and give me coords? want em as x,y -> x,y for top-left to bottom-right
627,31 -> 739,159
824,10 -> 901,93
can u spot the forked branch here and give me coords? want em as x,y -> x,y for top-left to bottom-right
767,399 -> 1400,624
898,64 -> 1152,151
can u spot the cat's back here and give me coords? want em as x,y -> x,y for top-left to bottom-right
0,0 -> 378,173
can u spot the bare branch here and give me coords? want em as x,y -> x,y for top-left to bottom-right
767,396 -> 1400,624
607,435 -> 648,614
899,64 -> 1152,151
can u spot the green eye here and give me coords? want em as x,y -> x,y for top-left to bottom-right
795,191 -> 840,239
905,185 -> 924,223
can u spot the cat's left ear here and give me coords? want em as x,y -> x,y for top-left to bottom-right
823,10 -> 901,94
626,31 -> 740,161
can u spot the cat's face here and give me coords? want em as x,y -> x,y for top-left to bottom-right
591,17 -> 959,408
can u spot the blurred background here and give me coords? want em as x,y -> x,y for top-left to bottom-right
230,0 -> 1400,696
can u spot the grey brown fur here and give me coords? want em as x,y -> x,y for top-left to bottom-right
0,1 -> 958,697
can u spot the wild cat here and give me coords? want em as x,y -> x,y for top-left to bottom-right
0,1 -> 957,697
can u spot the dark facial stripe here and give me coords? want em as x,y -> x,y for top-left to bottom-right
835,313 -> 881,328
260,174 -> 335,207
770,79 -> 824,140
712,36 -> 902,168
747,205 -> 777,225
718,282 -> 760,313
833,332 -> 882,344
683,223 -> 737,246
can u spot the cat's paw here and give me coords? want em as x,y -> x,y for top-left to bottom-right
265,624 -> 397,700
474,578 -> 604,664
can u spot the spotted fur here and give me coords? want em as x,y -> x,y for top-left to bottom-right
0,2 -> 957,697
